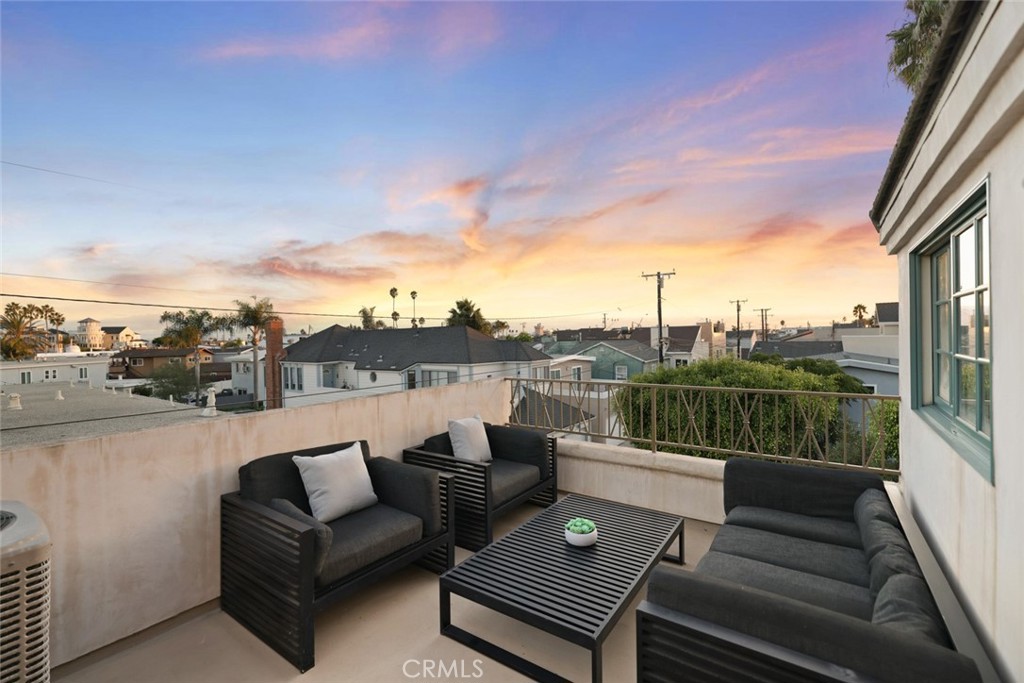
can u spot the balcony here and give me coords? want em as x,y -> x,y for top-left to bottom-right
0,376 -> 733,679
2,377 -> 889,681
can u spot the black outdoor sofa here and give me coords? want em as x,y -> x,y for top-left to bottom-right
220,440 -> 454,672
403,424 -> 556,550
637,457 -> 985,683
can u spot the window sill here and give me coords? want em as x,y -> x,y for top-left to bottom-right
916,405 -> 993,483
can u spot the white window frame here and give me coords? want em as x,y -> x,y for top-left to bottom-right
614,364 -> 628,380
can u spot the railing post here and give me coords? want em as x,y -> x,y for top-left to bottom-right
650,386 -> 658,454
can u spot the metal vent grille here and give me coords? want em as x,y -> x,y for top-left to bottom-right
1,503 -> 51,683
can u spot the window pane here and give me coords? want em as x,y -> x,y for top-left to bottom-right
936,302 -> 951,351
957,225 -> 976,291
957,360 -> 976,425
937,353 -> 951,403
980,290 -> 990,358
981,364 -> 992,436
935,248 -> 951,299
958,295 -> 977,357
979,215 -> 989,285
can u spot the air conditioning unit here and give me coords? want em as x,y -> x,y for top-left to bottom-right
1,501 -> 52,683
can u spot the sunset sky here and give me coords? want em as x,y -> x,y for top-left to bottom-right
1,1 -> 913,340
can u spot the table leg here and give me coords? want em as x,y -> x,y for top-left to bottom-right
662,524 -> 685,565
591,643 -> 602,683
440,584 -> 451,630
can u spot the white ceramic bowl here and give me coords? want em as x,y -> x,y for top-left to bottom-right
565,528 -> 598,547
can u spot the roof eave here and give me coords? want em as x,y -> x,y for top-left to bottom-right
870,1 -> 985,232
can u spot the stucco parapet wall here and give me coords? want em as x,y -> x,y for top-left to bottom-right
556,440 -> 726,525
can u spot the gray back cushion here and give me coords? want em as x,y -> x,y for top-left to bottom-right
873,574 -> 951,647
854,488 -> 900,529
422,432 -> 455,456
239,440 -> 371,513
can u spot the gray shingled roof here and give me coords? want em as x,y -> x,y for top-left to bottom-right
511,388 -> 594,431
875,302 -> 899,324
751,341 -> 844,359
284,325 -> 549,370
567,339 -> 660,362
113,348 -> 196,359
630,326 -> 701,353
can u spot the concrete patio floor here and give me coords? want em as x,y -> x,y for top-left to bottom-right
52,502 -> 718,683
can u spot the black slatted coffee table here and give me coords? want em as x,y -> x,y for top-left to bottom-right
440,494 -> 683,683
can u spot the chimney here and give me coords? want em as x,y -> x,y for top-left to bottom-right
265,318 -> 285,410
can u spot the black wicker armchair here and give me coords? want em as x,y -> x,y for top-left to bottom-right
403,424 -> 556,551
220,440 -> 453,672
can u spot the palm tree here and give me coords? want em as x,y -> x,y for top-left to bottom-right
49,311 -> 66,351
389,287 -> 398,313
359,306 -> 378,330
159,309 -> 232,402
446,299 -> 491,334
492,320 -> 510,339
391,310 -> 400,328
887,0 -> 952,93
1,302 -> 48,360
232,297 -> 276,408
853,304 -> 868,326
410,291 -> 418,327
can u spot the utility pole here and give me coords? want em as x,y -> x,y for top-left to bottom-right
754,307 -> 772,342
642,270 -> 676,365
729,298 -> 747,359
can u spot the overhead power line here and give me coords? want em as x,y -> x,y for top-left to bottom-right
0,291 -> 626,324
1,160 -> 159,192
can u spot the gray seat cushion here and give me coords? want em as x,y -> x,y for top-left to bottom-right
317,504 -> 423,588
489,459 -> 540,507
710,524 -> 870,587
725,505 -> 863,549
696,550 -> 874,620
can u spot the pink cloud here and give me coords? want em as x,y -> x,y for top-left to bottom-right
201,4 -> 502,63
719,126 -> 897,168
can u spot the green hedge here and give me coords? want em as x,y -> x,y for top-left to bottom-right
617,358 -> 891,466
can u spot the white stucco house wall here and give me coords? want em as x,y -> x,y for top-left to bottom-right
871,3 -> 1023,680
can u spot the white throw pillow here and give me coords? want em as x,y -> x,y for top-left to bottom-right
448,416 -> 492,462
292,443 -> 378,522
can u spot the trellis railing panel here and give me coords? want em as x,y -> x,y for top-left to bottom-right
509,378 -> 899,475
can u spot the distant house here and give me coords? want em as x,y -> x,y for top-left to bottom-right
279,326 -> 552,406
631,323 -> 712,367
1,356 -> 109,389
109,347 -> 214,380
75,318 -> 105,350
875,302 -> 899,336
725,330 -> 758,360
553,339 -> 659,380
100,326 -> 138,350
546,354 -> 595,382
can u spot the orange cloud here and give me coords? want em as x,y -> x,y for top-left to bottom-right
250,256 -> 393,284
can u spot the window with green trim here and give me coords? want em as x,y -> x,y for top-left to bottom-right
912,181 -> 992,477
